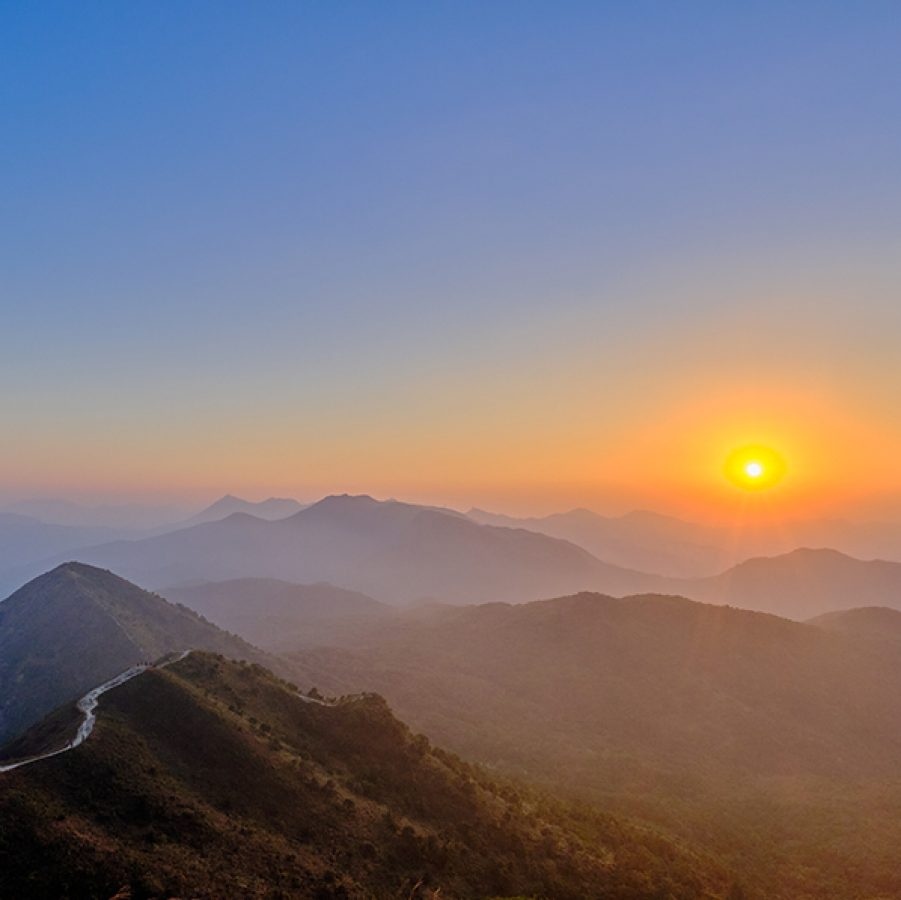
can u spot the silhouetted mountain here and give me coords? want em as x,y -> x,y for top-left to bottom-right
289,591 -> 901,898
49,495 -> 661,604
683,547 -> 901,619
0,652 -> 736,899
808,605 -> 901,644
186,494 -> 307,525
468,506 -> 728,576
0,514 -> 125,592
0,563 -> 267,745
25,510 -> 901,619
165,578 -> 392,651
6,498 -> 184,530
469,506 -> 901,576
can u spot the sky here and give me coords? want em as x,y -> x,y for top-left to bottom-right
3,2 -> 901,521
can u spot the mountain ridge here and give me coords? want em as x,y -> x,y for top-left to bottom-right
36,494 -> 660,604
0,651 -> 736,899
0,563 -> 271,746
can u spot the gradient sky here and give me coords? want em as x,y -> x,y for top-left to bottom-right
3,2 -> 901,520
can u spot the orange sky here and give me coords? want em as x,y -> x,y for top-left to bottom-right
5,6 -> 901,525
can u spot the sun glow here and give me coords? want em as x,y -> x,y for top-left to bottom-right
725,445 -> 786,491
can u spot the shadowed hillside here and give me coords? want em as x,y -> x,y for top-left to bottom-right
0,563 -> 269,745
165,578 -> 392,651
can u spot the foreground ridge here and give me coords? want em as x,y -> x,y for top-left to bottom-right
0,650 -> 190,772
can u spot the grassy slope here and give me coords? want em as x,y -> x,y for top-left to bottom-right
0,653 -> 737,900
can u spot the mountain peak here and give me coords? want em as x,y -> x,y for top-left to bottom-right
308,493 -> 379,509
0,564 -> 267,745
188,495 -> 305,525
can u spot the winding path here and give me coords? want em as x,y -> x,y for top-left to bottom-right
0,650 -> 191,774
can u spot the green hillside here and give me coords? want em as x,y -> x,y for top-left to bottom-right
0,652 -> 737,899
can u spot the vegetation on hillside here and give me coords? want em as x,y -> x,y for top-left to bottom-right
0,652 -> 738,899
288,591 -> 901,899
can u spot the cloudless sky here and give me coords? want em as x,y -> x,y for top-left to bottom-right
3,2 -> 901,519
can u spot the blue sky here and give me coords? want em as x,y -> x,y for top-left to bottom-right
3,2 -> 901,515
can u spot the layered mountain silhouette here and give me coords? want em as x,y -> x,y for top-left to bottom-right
808,604 -> 901,644
165,578 -> 392,651
680,547 -> 901,618
43,495 -> 660,604
468,506 -> 729,576
185,493 -> 307,525
0,513 -> 125,589
35,495 -> 901,615
5,498 -> 183,530
0,652 -> 735,899
0,563 -> 268,746
471,506 -> 901,576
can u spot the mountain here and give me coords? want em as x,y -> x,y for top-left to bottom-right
6,498 -> 185,530
0,513 -> 129,594
288,591 -> 901,898
469,506 -> 901,577
0,652 -> 736,899
165,578 -> 392,651
468,506 -> 728,576
42,494 -> 662,604
0,563 -> 268,745
290,591 -> 901,780
683,547 -> 901,619
21,510 -> 901,619
808,605 -> 901,644
185,494 -> 307,525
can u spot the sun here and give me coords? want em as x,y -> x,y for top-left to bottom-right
724,445 -> 786,491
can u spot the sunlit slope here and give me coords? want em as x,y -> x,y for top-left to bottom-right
0,653 -> 736,900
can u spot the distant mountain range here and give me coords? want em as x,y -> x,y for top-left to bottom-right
4,494 -> 307,530
0,563 -> 269,745
165,578 -> 391,651
0,513 -> 124,584
33,494 -> 655,605
677,547 -> 901,619
469,505 -> 901,576
184,494 -> 307,525
6,498 -> 187,530
469,506 -> 729,576
0,494 -> 310,594
9,496 -> 901,616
